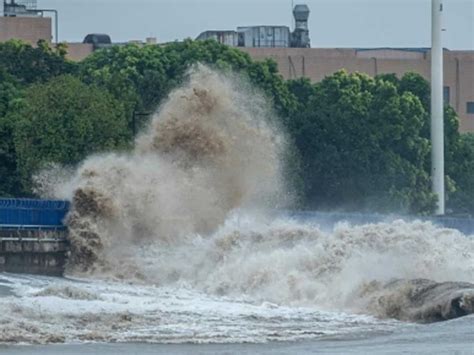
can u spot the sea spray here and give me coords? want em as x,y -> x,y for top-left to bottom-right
33,65 -> 474,324
127,215 -> 474,321
51,65 -> 289,274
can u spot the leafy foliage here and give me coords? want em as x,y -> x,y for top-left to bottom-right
446,133 -> 474,214
0,39 -> 472,216
8,75 -> 129,191
0,39 -> 76,85
288,70 -> 436,213
0,68 -> 22,196
79,40 -> 296,129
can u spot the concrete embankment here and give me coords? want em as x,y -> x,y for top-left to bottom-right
0,228 -> 68,276
0,198 -> 70,276
0,197 -> 473,277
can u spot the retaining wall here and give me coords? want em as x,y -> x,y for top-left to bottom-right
289,211 -> 474,236
0,199 -> 70,276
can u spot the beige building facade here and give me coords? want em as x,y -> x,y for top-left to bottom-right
0,16 -> 51,44
65,42 -> 93,61
241,48 -> 474,133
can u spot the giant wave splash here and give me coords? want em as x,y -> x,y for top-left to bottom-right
29,65 -> 473,334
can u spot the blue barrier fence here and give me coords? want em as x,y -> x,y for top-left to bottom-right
288,211 -> 474,236
0,198 -> 472,236
0,198 -> 70,228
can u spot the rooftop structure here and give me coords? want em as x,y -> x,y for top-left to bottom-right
196,4 -> 310,48
292,4 -> 310,48
2,0 -> 38,17
0,0 -> 57,43
83,33 -> 112,49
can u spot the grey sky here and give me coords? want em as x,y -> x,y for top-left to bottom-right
39,0 -> 474,50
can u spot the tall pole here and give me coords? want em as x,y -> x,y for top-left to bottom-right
431,0 -> 445,215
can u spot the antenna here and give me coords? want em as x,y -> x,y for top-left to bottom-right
291,0 -> 295,29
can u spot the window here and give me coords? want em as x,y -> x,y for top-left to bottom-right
467,102 -> 474,114
443,86 -> 450,106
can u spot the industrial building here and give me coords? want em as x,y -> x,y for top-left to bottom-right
0,1 -> 473,132
241,47 -> 474,132
0,0 -> 56,44
196,4 -> 310,48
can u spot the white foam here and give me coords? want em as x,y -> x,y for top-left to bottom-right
17,66 -> 473,344
0,273 -> 398,345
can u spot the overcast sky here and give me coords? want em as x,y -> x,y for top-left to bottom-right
39,0 -> 474,50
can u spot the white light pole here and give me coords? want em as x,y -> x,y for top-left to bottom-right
431,0 -> 445,215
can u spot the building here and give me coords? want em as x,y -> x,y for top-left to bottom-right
194,3 -> 473,132
0,0 -> 54,44
0,15 -> 51,44
240,47 -> 474,132
196,4 -> 310,48
0,2 -> 51,45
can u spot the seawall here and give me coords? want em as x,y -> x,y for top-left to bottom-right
0,228 -> 68,276
289,211 -> 474,236
0,199 -> 70,276
1,197 -> 473,276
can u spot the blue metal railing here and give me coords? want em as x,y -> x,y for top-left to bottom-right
287,211 -> 474,236
0,198 -> 70,229
0,197 -> 472,236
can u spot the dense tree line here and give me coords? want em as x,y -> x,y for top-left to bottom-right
0,39 -> 472,215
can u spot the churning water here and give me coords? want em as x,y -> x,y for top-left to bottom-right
2,66 -> 473,348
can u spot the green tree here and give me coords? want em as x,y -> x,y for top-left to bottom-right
0,68 -> 20,117
79,43 -> 167,125
0,68 -> 22,196
286,77 -> 315,112
446,133 -> 474,215
0,39 -> 76,85
380,72 -> 472,214
79,40 -> 297,132
9,75 -> 129,192
1,39 -> 470,214
289,70 -> 436,213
